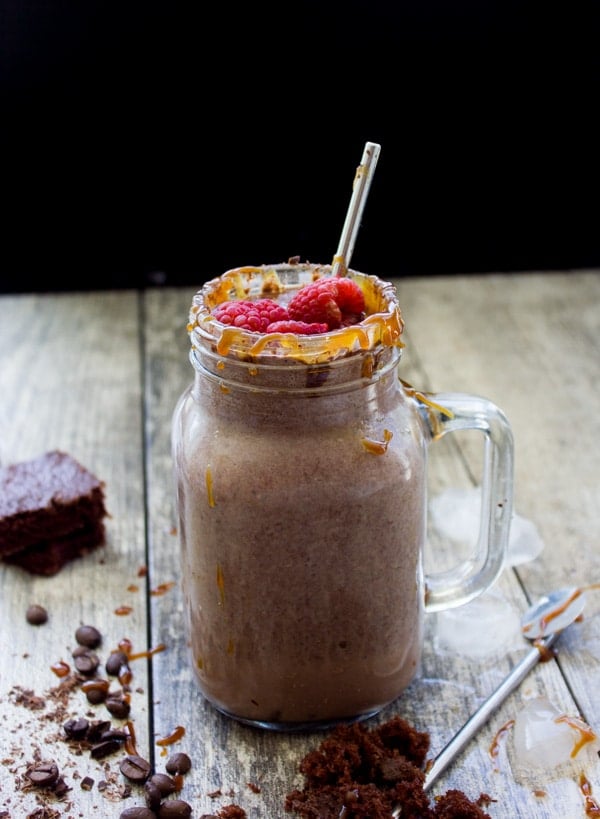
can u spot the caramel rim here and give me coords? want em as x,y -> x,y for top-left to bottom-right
188,264 -> 405,364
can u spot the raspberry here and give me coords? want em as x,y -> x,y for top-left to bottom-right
266,320 -> 329,335
287,277 -> 365,329
212,299 -> 289,332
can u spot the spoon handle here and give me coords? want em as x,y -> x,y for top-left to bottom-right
423,632 -> 559,793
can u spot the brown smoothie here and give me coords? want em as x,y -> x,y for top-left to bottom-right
172,262 -> 427,728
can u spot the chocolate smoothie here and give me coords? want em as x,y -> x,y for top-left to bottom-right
173,260 -> 515,730
172,262 -> 428,729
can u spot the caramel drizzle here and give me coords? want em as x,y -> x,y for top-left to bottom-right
205,465 -> 215,508
216,563 -> 225,606
115,605 -> 133,616
156,724 -> 186,747
580,773 -> 600,816
128,643 -> 166,662
361,429 -> 393,455
554,714 -> 597,757
50,660 -> 70,678
536,588 -> 584,634
192,265 -> 405,364
150,581 -> 176,597
400,379 -> 455,419
488,719 -> 515,770
523,581 -> 600,636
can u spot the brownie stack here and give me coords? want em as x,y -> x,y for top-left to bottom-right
0,450 -> 108,575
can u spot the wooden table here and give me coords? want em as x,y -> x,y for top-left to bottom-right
1,270 -> 599,818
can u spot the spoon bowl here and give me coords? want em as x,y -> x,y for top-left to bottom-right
520,586 -> 586,640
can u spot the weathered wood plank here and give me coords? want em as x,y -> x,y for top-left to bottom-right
0,291 -> 150,817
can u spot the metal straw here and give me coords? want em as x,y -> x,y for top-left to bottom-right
331,141 -> 381,277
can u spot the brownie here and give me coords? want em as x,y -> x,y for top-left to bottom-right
284,718 -> 493,818
0,450 -> 107,575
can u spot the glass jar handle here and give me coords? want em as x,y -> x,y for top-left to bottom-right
421,392 -> 514,612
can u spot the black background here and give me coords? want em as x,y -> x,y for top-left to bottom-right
1,1 -> 599,292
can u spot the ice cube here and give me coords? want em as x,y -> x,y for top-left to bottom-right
434,589 -> 522,657
429,487 -> 545,567
512,696 -> 598,772
506,513 -> 545,566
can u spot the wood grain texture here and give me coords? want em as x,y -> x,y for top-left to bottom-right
0,273 -> 599,818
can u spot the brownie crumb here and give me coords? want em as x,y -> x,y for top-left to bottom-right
216,807 -> 247,818
284,717 -> 492,818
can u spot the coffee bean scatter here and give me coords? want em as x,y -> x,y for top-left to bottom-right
25,761 -> 59,787
118,753 -> 196,817
25,603 -> 48,625
106,692 -> 132,718
83,678 -> 110,704
120,754 -> 152,783
75,623 -> 103,648
165,752 -> 192,776
150,773 -> 179,797
106,649 -> 130,676
63,716 -> 90,740
157,800 -> 193,817
23,759 -> 72,801
144,778 -> 163,811
15,619 -> 216,817
120,808 -> 157,819
72,643 -> 101,675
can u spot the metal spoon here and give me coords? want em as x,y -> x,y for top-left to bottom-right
391,585 -> 586,817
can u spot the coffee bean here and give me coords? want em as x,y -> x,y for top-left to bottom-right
106,650 -> 130,676
91,738 -> 123,759
87,719 -> 112,742
84,681 -> 109,704
72,647 -> 100,675
25,604 -> 48,625
119,808 -> 157,819
149,773 -> 178,797
75,624 -> 102,648
106,694 -> 131,719
64,716 -> 90,740
120,754 -> 152,783
100,727 -> 128,742
144,778 -> 162,810
157,800 -> 192,818
165,752 -> 191,775
25,761 -> 59,787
